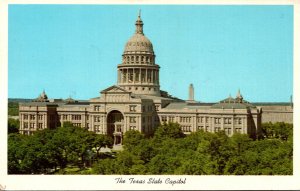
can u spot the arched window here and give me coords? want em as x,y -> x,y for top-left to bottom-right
136,56 -> 139,63
131,56 -> 134,63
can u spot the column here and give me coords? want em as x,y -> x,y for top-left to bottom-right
221,117 -> 224,130
133,68 -> 136,83
139,68 -> 142,83
231,117 -> 234,135
151,69 -> 154,83
35,112 -> 38,130
126,68 -> 129,84
146,69 -> 148,83
192,116 -> 196,132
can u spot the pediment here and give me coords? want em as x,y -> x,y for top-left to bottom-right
100,85 -> 130,94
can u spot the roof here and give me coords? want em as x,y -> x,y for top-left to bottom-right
211,96 -> 256,109
164,102 -> 212,110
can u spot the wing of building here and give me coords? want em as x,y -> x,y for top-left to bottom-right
19,12 -> 292,144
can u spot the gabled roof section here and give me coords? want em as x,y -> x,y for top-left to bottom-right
100,85 -> 130,94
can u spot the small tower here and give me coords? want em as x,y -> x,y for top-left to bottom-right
290,95 -> 293,108
188,83 -> 195,101
236,89 -> 243,103
34,90 -> 49,102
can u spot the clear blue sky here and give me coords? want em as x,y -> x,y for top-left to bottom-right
8,5 -> 293,102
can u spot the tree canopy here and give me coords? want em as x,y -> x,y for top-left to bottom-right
8,122 -> 293,175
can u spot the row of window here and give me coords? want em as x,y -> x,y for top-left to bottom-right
23,114 -> 43,120
198,117 -> 243,125
127,87 -> 157,92
181,126 -> 192,132
71,115 -> 81,120
197,126 -> 243,134
123,55 -> 154,64
59,114 -> 88,121
23,122 -> 43,129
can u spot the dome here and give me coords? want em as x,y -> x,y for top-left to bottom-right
124,34 -> 153,53
123,12 -> 154,54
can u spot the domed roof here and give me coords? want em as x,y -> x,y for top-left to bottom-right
123,11 -> 154,54
124,34 -> 153,53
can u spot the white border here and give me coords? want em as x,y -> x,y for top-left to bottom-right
1,0 -> 299,190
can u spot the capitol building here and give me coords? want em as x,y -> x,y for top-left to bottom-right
19,12 -> 291,145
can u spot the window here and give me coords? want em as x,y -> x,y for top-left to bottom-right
224,128 -> 231,135
182,126 -> 191,132
73,123 -> 81,127
200,117 -> 204,123
180,117 -> 191,123
130,126 -> 136,130
238,118 -> 242,124
155,105 -> 159,111
24,122 -> 28,129
130,117 -> 136,123
63,115 -> 68,120
206,117 -> 209,123
169,116 -> 175,122
94,125 -> 100,132
86,115 -> 89,121
215,118 -> 221,124
30,115 -> 35,120
38,115 -> 43,120
142,106 -> 145,112
215,127 -> 221,132
38,123 -> 43,129
24,114 -> 28,120
162,116 -> 167,122
131,56 -> 134,63
129,105 -> 136,112
197,126 -> 204,130
94,116 -> 101,122
30,123 -> 35,129
94,105 -> 101,111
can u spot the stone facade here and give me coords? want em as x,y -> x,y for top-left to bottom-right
19,12 -> 292,144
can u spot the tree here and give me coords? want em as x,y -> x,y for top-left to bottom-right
153,122 -> 185,140
122,130 -> 145,152
8,118 -> 19,134
93,134 -> 113,157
